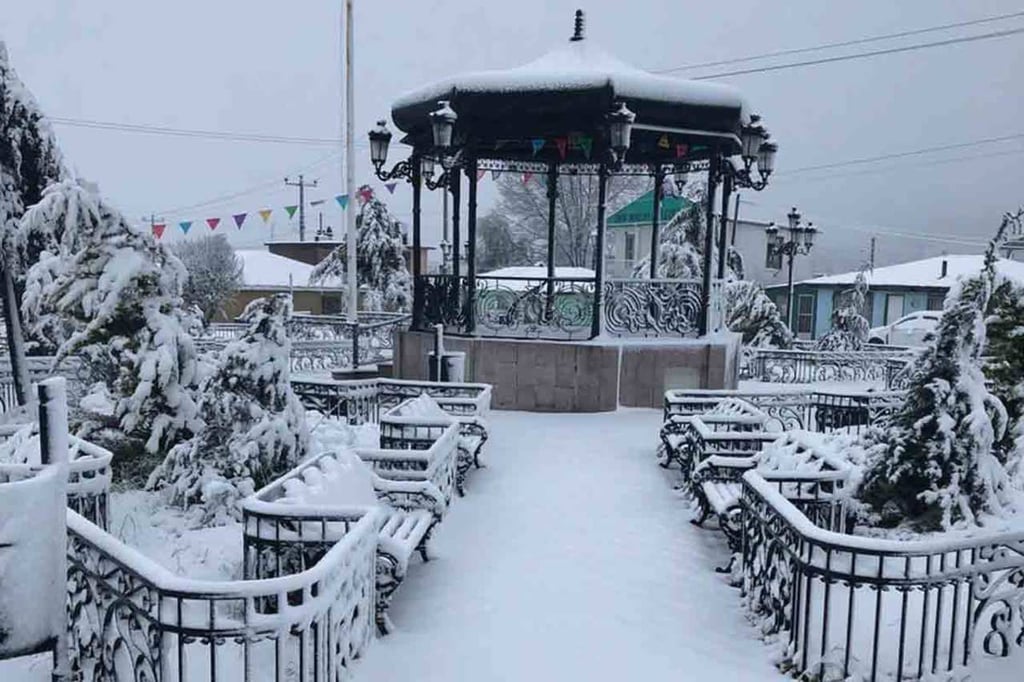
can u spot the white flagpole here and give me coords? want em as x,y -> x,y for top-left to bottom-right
344,0 -> 358,327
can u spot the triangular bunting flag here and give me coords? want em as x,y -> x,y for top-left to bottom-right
284,205 -> 298,219
152,223 -> 166,239
555,137 -> 568,159
491,170 -> 502,181
579,136 -> 593,159
692,144 -> 707,152
568,132 -> 584,150
336,195 -> 349,209
523,172 -> 533,184
675,144 -> 689,158
179,221 -> 192,235
358,186 -> 374,203
206,217 -> 221,231
531,139 -> 545,156
476,169 -> 486,181
384,182 -> 398,194
658,134 -> 671,149
233,213 -> 247,229
258,209 -> 273,223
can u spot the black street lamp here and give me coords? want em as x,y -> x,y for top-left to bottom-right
369,119 -> 414,182
429,100 -> 458,151
766,206 -> 817,334
606,101 -> 635,167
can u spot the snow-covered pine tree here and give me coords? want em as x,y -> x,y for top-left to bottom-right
631,182 -> 706,280
858,228 -> 1014,530
723,280 -> 793,348
148,294 -> 308,523
310,186 -> 410,312
815,268 -> 870,351
19,179 -> 201,454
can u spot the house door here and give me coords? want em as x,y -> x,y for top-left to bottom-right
885,294 -> 904,324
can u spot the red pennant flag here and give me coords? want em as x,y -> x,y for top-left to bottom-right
206,217 -> 221,231
152,223 -> 166,239
476,169 -> 486,181
555,137 -> 568,159
233,213 -> 247,229
675,144 -> 689,158
523,172 -> 533,184
358,186 -> 374,203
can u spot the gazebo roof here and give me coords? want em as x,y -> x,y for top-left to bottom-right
391,16 -> 750,164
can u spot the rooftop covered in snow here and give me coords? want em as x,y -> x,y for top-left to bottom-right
788,254 -> 1024,290
236,250 -> 342,290
391,12 -> 751,163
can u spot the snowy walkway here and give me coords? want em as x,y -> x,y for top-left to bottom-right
359,409 -> 784,681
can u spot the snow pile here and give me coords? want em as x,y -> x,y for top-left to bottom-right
393,394 -> 452,421
306,410 -> 379,454
310,186 -> 410,313
19,179 -> 201,454
148,294 -> 308,525
278,450 -> 379,508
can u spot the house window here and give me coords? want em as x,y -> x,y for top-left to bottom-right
624,232 -> 636,262
885,294 -> 905,324
926,292 -> 945,310
796,294 -> 815,336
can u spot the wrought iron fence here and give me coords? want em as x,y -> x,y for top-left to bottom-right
739,347 -> 917,385
603,279 -> 703,337
741,470 -> 1024,682
65,507 -> 379,682
663,388 -> 905,435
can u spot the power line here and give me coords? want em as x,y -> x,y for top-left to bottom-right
776,133 -> 1024,175
50,116 -> 351,147
654,10 -> 1024,73
772,147 -> 1024,184
689,26 -> 1024,80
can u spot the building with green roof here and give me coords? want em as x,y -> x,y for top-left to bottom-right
605,190 -> 692,277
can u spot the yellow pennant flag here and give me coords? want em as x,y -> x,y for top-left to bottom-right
258,208 -> 273,223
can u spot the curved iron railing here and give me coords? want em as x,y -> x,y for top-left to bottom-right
739,347 -> 917,385
603,279 -> 703,337
741,471 -> 1024,681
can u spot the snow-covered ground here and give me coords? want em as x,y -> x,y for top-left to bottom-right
357,408 -> 785,681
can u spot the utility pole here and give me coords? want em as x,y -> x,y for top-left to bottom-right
284,174 -> 318,242
343,0 -> 358,325
869,236 -> 876,272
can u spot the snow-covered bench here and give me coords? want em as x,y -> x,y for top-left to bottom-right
658,399 -> 774,474
242,449 -> 448,634
381,393 -> 487,496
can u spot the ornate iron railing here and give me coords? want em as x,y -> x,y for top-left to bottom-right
663,388 -> 905,435
603,279 -> 704,337
739,347 -> 917,385
65,507 -> 379,682
741,470 -> 1024,682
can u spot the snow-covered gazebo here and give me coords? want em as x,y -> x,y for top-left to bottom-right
370,11 -> 779,409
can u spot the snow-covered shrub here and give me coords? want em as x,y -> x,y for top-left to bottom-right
857,234 -> 1015,531
172,234 -> 243,324
724,280 -> 793,348
148,294 -> 308,524
19,179 -> 201,454
310,186 -> 410,312
816,269 -> 870,351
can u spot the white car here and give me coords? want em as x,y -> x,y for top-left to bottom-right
868,310 -> 941,347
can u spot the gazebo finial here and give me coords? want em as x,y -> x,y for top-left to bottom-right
570,9 -> 585,42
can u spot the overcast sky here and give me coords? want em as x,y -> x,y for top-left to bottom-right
2,0 -> 1022,267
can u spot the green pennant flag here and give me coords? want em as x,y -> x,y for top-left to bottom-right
284,205 -> 298,219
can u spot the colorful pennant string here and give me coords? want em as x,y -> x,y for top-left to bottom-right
579,137 -> 593,159
555,137 -> 568,159
258,209 -> 273,223
358,186 -> 374,203
658,134 -> 671,150
531,139 -> 545,156
384,183 -> 398,194
152,223 -> 166,239
284,205 -> 298,219
233,213 -> 247,229
675,144 -> 689,158
179,221 -> 192,235
206,217 -> 221,231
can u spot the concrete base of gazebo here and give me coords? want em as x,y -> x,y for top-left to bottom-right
393,330 -> 742,411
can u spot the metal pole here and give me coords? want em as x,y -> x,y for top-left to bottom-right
441,177 -> 449,273
411,154 -> 423,329
731,192 -> 741,246
298,175 -> 306,241
466,157 -> 478,334
649,164 -> 664,279
344,0 -> 358,325
449,168 -> 462,326
787,247 -> 797,332
717,171 -> 732,279
0,264 -> 30,407
545,163 -> 558,320
699,149 -> 720,336
590,162 -> 609,339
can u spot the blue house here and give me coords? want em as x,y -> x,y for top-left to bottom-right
766,254 -> 1024,339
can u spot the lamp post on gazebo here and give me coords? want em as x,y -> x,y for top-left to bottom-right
370,9 -> 776,340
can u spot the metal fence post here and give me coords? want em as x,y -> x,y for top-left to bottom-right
351,321 -> 360,369
37,377 -> 69,682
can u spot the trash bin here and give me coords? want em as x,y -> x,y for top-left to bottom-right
428,351 -> 466,382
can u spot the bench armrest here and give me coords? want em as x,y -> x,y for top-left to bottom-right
373,477 -> 446,518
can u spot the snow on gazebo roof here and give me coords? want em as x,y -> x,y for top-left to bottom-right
390,12 -> 751,161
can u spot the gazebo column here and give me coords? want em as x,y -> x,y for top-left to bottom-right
545,162 -> 558,320
449,167 -> 462,324
717,170 -> 733,279
649,164 -> 664,279
699,149 -> 720,336
590,163 -> 609,339
411,153 -> 423,329
465,157 -> 479,334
